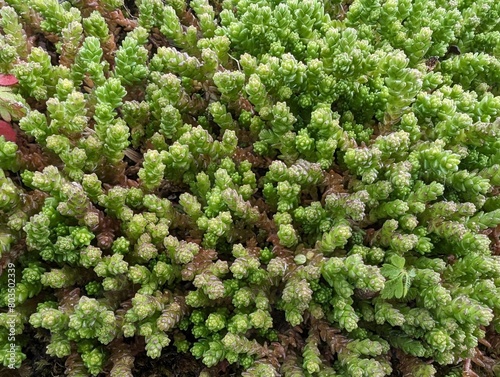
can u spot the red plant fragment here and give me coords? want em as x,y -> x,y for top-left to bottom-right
0,74 -> 18,86
0,120 -> 17,142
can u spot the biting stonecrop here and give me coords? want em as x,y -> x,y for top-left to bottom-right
1,0 -> 500,376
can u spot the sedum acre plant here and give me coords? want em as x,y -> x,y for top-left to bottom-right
1,0 -> 500,375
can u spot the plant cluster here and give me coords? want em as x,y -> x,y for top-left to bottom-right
1,0 -> 500,376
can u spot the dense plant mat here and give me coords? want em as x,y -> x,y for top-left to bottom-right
1,0 -> 500,376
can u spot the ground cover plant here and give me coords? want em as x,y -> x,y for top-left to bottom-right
1,0 -> 500,375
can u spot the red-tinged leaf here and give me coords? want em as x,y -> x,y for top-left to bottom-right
0,74 -> 18,86
0,120 -> 17,142
0,107 -> 11,122
0,101 -> 27,121
9,102 -> 27,119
